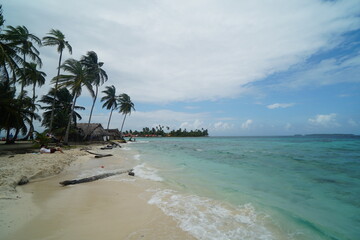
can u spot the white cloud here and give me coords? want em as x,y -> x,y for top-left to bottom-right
241,119 -> 253,129
267,103 -> 295,109
88,109 -> 209,131
285,123 -> 292,130
4,0 -> 360,103
180,119 -> 204,130
308,113 -> 339,127
276,54 -> 360,90
348,118 -> 359,127
213,121 -> 233,130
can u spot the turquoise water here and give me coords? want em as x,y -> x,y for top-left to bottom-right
128,136 -> 360,240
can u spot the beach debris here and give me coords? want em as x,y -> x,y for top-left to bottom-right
85,150 -> 113,158
59,169 -> 133,186
18,176 -> 29,185
100,146 -> 113,150
80,147 -> 92,151
110,141 -> 122,147
95,154 -> 112,158
128,170 -> 135,176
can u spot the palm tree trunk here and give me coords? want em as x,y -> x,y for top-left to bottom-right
64,94 -> 77,144
5,127 -> 11,144
20,53 -> 26,98
13,54 -> 27,142
106,108 -> 114,130
120,114 -> 127,138
49,50 -> 63,133
88,85 -> 98,125
83,86 -> 98,141
22,83 -> 36,140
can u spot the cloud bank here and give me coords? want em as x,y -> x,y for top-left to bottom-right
4,0 -> 360,104
267,103 -> 295,109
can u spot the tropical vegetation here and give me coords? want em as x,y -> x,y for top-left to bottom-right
0,5 -> 136,144
123,126 -> 209,137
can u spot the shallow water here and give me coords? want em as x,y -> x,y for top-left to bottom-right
125,136 -> 360,240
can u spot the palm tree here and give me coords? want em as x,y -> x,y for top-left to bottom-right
0,81 -> 40,144
3,25 -> 42,96
16,62 -> 46,139
55,58 -> 92,144
0,38 -> 23,84
42,29 -> 72,132
81,51 -> 108,128
0,5 -> 23,85
0,5 -> 4,28
39,87 -> 85,138
118,93 -> 135,137
101,85 -> 118,130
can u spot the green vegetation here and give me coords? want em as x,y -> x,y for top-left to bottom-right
0,5 -> 134,144
124,126 -> 208,137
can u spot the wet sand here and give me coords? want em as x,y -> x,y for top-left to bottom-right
0,147 -> 195,240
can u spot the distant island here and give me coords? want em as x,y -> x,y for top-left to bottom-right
294,134 -> 359,138
123,126 -> 209,137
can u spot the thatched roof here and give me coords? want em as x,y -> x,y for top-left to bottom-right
77,123 -> 109,137
107,128 -> 122,137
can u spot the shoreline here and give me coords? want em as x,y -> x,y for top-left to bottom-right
0,145 -> 195,240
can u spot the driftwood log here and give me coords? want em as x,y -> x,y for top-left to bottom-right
100,147 -> 113,150
85,150 -> 113,158
59,169 -> 134,186
110,141 -> 122,148
95,154 -> 112,158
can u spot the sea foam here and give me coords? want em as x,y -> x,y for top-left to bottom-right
133,163 -> 163,181
148,189 -> 273,240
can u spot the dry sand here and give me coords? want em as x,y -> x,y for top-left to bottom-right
0,146 -> 195,240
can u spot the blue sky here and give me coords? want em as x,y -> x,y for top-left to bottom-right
2,0 -> 360,136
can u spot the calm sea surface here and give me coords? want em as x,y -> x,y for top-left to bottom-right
125,136 -> 360,240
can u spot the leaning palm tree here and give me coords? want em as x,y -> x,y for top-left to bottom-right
18,62 -> 46,139
118,93 -> 135,137
0,6 -> 23,84
39,87 -> 85,138
81,51 -> 108,127
0,82 -> 40,144
55,58 -> 92,144
0,38 -> 23,84
100,85 -> 118,130
3,25 -> 42,96
42,29 -> 72,132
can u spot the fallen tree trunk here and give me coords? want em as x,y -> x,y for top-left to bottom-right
94,154 -> 112,158
110,141 -> 122,147
85,150 -> 113,158
60,169 -> 134,186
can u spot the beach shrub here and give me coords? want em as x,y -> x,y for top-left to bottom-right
34,131 -> 50,146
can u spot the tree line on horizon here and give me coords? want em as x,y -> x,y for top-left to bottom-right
124,125 -> 209,137
0,5 -> 135,144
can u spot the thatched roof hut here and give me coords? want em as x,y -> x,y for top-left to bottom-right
107,128 -> 122,140
76,123 -> 109,141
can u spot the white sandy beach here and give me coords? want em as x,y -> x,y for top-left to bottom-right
0,145 -> 194,240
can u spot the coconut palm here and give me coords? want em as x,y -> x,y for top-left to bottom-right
42,29 -> 72,132
0,6 -> 23,84
3,25 -> 42,95
39,87 -> 85,137
18,62 -> 46,139
0,81 -> 40,143
0,5 -> 4,28
81,51 -> 108,128
55,58 -> 92,144
101,85 -> 118,130
0,38 -> 23,84
118,93 -> 135,136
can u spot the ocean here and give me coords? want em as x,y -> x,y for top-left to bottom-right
123,136 -> 360,240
